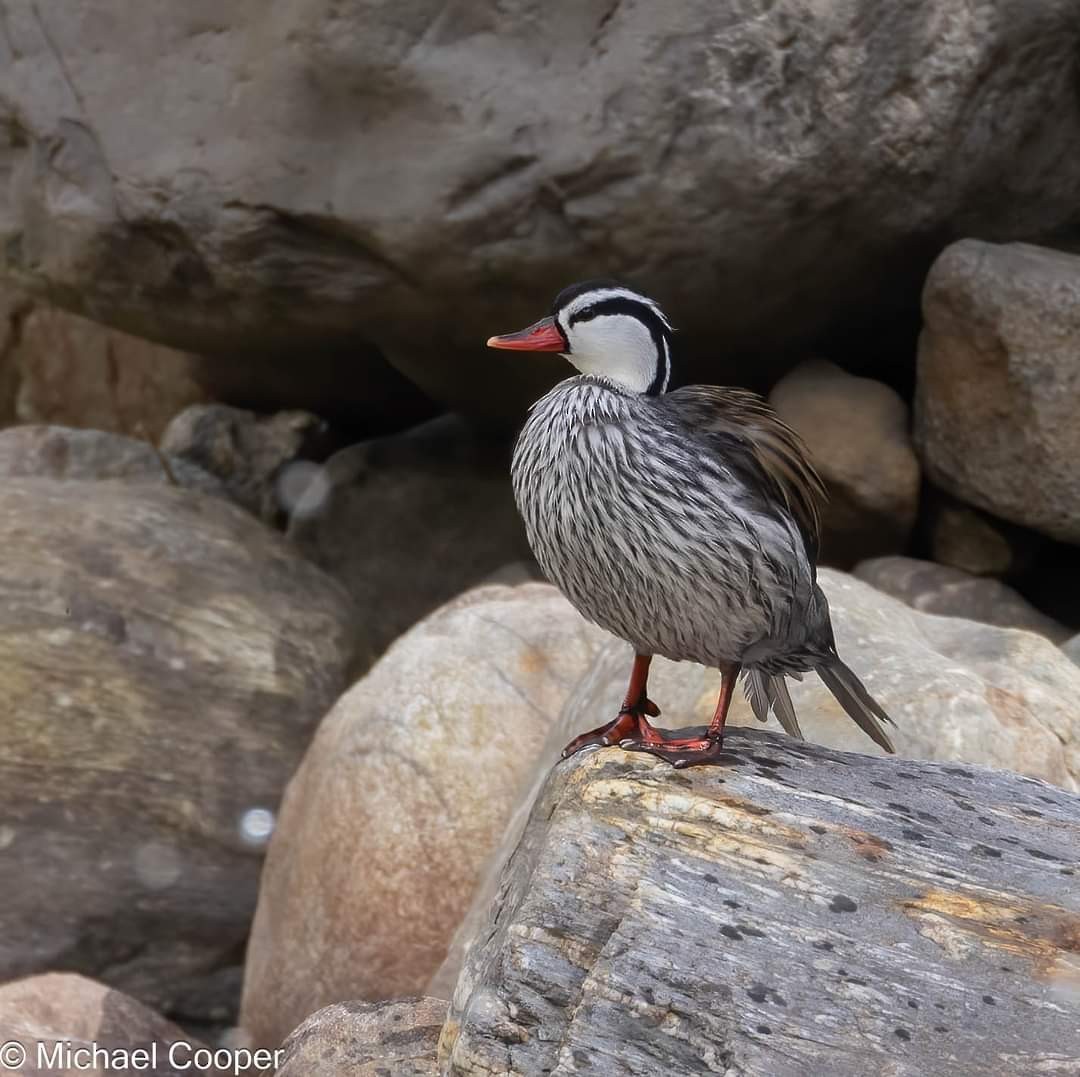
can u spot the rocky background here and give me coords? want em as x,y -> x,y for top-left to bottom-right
1,2 -> 1080,1075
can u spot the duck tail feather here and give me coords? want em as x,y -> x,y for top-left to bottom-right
818,660 -> 896,754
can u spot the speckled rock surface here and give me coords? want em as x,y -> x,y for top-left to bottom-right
0,479 -> 358,1023
4,3 -> 1080,420
276,998 -> 446,1077
916,240 -> 1080,543
440,732 -> 1080,1076
432,567 -> 1080,1006
239,583 -> 607,1049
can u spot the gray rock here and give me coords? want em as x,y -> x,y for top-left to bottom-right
239,583 -> 607,1049
441,735 -> 1080,1076
3,4 -> 1080,419
287,415 -> 536,670
769,359 -> 919,565
276,998 -> 446,1076
916,240 -> 1080,543
160,403 -> 332,523
928,501 -> 1017,577
0,423 -> 224,494
1063,634 -> 1080,668
0,479 -> 358,1021
855,556 -> 1070,643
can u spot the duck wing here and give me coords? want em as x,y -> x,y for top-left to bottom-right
663,385 -> 827,563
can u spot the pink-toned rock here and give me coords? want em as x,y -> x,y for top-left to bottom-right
0,973 -> 205,1077
855,556 -> 1070,643
10,303 -> 209,440
239,583 -> 607,1048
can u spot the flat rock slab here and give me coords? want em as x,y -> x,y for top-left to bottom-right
440,729 -> 1080,1076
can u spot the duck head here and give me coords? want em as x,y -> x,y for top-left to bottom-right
487,280 -> 674,395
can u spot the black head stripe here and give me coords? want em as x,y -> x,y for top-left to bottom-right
552,278 -> 625,313
646,339 -> 670,396
566,296 -> 657,327
567,297 -> 672,395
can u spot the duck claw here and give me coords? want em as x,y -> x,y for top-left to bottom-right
618,731 -> 728,769
561,706 -> 661,760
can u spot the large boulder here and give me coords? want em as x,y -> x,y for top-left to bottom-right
440,736 -> 1080,1075
769,359 -> 919,565
288,415 -> 535,669
0,973 -> 213,1077
3,4 -> 1080,419
238,583 -> 607,1049
855,556 -> 1070,643
916,240 -> 1080,544
0,479 -> 358,1022
276,998 -> 447,1077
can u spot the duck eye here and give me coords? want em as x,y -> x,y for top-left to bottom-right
568,304 -> 600,328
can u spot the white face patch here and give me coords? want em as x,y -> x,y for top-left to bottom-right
556,287 -> 672,395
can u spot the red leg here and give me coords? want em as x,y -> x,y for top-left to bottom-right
620,662 -> 740,769
561,654 -> 662,759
